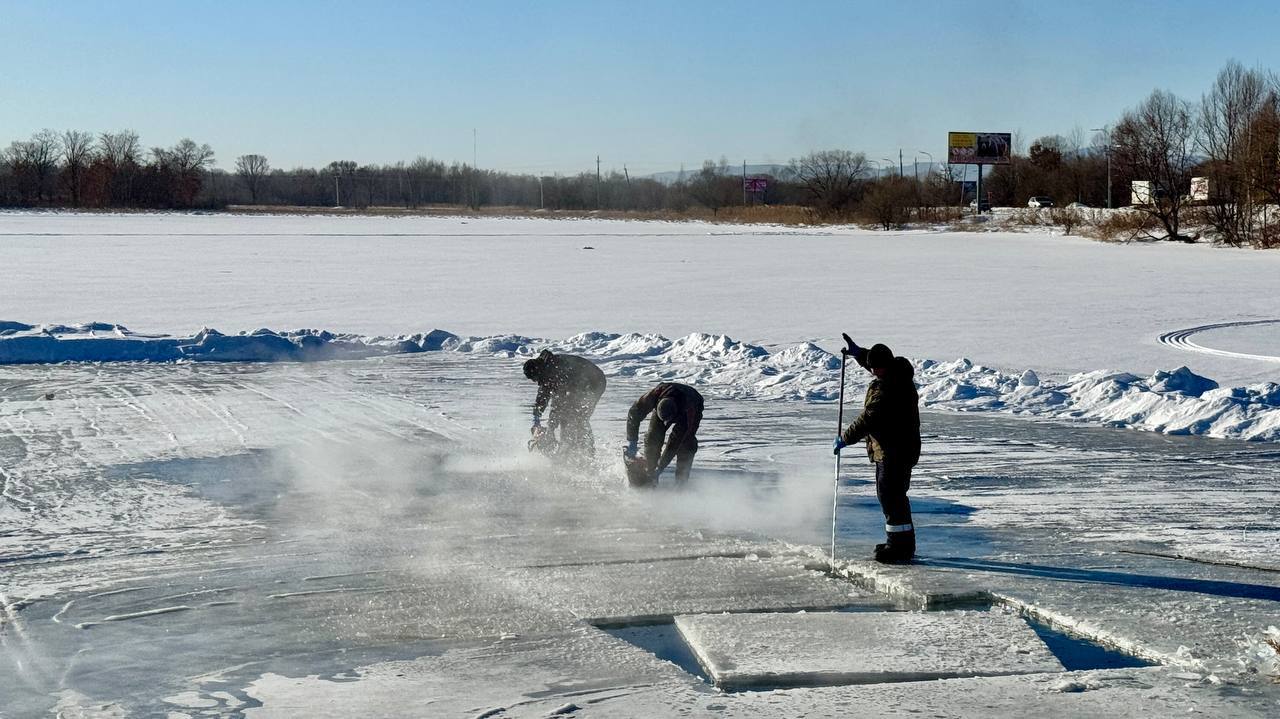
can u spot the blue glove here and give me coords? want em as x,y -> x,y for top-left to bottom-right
832,437 -> 846,455
624,441 -> 638,459
531,414 -> 541,428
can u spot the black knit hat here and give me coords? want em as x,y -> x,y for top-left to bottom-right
523,349 -> 554,380
867,343 -> 894,369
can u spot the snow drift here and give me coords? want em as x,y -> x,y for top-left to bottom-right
3,320 -> 1279,442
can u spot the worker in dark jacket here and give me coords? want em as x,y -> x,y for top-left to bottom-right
833,338 -> 921,563
523,349 -> 606,462
625,382 -> 704,484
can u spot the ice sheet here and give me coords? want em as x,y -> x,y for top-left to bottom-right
674,610 -> 1064,689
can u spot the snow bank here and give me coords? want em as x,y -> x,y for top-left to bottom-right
4,321 -> 1279,442
0,322 -> 454,363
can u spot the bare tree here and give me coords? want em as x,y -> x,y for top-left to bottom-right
97,130 -> 142,205
235,154 -> 271,203
1197,61 -> 1278,246
98,130 -> 141,168
1112,89 -> 1199,241
163,138 -> 215,174
6,129 -> 60,203
860,176 -> 914,229
788,149 -> 870,215
687,158 -> 737,215
327,160 -> 358,206
60,130 -> 95,206
153,139 -> 215,206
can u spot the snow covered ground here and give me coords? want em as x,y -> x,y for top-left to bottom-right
3,211 -> 1279,384
2,212 -> 1279,716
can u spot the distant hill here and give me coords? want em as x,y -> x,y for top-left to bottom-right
644,164 -> 792,185
644,162 -> 947,184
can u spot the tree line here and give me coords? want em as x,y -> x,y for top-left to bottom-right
982,61 -> 1279,246
3,61 -> 1277,245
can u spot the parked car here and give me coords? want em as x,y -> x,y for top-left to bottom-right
968,199 -> 991,212
1027,196 -> 1054,208
1066,201 -> 1089,209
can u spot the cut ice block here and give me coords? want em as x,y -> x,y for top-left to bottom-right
674,610 -> 1064,689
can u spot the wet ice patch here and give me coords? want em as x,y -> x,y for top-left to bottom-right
600,623 -> 711,683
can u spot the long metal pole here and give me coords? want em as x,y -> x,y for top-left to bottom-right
830,349 -> 848,570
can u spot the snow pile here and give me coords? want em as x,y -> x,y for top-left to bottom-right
4,321 -> 1280,441
0,322 -> 454,363
915,360 -> 1280,440
547,331 -> 838,401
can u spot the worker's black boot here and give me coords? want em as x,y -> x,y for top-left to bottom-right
874,532 -> 915,564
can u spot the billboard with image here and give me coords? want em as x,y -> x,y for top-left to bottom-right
948,132 -> 1012,165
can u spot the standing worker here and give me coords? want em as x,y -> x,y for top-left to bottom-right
833,337 -> 921,563
523,349 -> 607,463
625,382 -> 704,485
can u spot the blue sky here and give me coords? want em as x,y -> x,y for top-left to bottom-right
3,0 -> 1278,175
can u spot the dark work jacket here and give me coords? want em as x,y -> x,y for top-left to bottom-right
626,383 -> 704,468
841,351 -> 921,466
532,352 -> 607,416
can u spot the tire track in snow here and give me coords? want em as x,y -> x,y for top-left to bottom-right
1158,319 -> 1280,363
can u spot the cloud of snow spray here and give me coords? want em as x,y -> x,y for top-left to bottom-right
243,356 -> 839,575
259,412 -> 837,572
631,465 -> 835,546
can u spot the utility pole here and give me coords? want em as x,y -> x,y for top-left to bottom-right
743,159 -> 748,206
596,155 -> 601,209
899,149 -> 904,177
976,164 -> 983,213
472,128 -> 478,209
334,169 -> 340,207
1106,149 -> 1112,209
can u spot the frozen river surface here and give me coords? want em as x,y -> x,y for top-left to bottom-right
3,211 -> 1280,384
2,213 -> 1278,716
2,354 -> 1278,717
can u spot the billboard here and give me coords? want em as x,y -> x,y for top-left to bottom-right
1131,180 -> 1153,206
743,177 -> 768,193
948,132 -> 1012,165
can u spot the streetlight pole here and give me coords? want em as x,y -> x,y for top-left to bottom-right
881,158 -> 895,177
1091,127 -> 1112,209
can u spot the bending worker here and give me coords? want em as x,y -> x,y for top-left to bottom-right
523,349 -> 607,462
625,382 -> 704,485
833,337 -> 921,563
